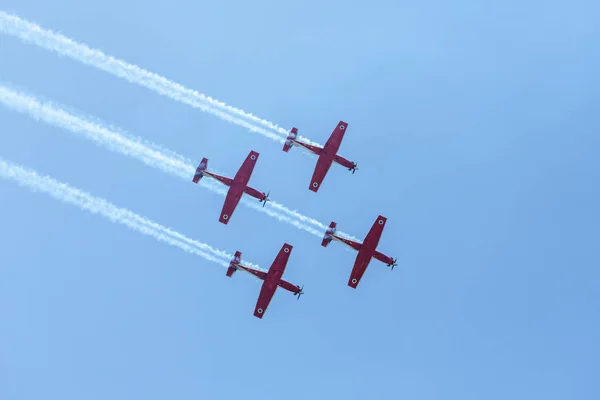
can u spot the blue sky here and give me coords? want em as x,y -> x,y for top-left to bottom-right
1,1 -> 599,399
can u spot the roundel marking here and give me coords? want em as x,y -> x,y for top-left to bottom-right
351,278 -> 358,284
312,182 -> 319,188
222,214 -> 229,220
250,154 -> 257,160
340,124 -> 345,130
284,247 -> 290,253
257,308 -> 263,314
378,219 -> 384,225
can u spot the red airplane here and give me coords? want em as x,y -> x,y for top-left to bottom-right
192,150 -> 269,224
283,121 -> 358,192
226,243 -> 304,319
321,215 -> 397,289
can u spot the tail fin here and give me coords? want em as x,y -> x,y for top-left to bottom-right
192,158 -> 208,183
283,127 -> 298,152
226,251 -> 242,277
321,221 -> 337,247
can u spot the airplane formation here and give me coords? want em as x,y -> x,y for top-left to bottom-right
192,121 -> 397,319
0,12 -> 398,321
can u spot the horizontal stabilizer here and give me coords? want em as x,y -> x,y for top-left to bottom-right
321,221 -> 337,247
282,127 -> 298,152
192,158 -> 208,183
226,250 -> 242,277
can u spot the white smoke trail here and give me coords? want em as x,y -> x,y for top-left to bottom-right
0,157 -> 271,270
0,11 -> 321,147
0,85 -> 354,239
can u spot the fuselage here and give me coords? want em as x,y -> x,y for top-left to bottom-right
330,233 -> 394,266
204,170 -> 265,201
289,138 -> 354,169
233,263 -> 299,294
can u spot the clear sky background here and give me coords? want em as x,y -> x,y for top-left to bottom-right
1,1 -> 599,399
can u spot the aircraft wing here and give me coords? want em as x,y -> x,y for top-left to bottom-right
308,122 -> 348,192
233,150 -> 260,186
348,252 -> 372,289
267,243 -> 293,281
309,156 -> 335,192
323,121 -> 348,151
347,216 -> 387,288
362,215 -> 387,251
253,243 -> 293,318
218,151 -> 261,224
219,186 -> 244,224
253,280 -> 277,318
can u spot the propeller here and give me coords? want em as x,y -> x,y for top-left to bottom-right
349,162 -> 359,174
388,258 -> 398,271
295,284 -> 305,300
260,190 -> 271,207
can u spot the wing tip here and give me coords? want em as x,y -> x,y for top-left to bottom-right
282,243 -> 293,252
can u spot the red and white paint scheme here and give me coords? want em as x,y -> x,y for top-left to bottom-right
226,244 -> 304,319
322,216 -> 397,289
192,150 -> 269,225
282,121 -> 358,192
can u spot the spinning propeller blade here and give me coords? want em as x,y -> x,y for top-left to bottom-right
261,190 -> 271,207
295,284 -> 305,300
